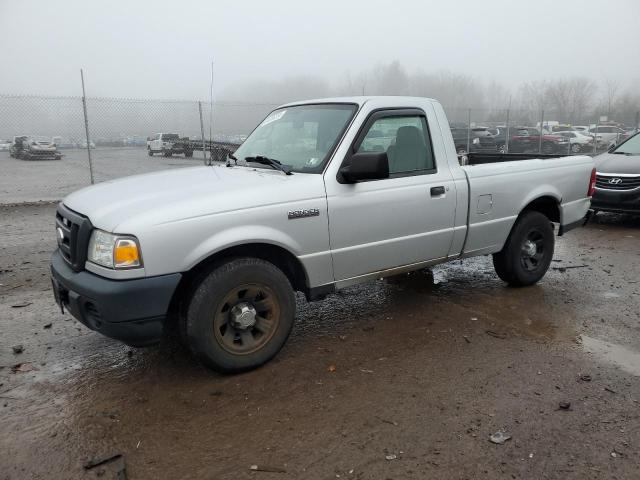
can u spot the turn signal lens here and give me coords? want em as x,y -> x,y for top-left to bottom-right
114,238 -> 141,268
588,168 -> 596,197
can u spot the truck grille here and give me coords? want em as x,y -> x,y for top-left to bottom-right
55,203 -> 93,272
595,175 -> 640,191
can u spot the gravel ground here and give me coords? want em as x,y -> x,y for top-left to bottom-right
1,204 -> 639,479
0,148 -> 206,204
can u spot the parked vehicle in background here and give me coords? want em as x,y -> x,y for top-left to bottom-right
11,135 -> 61,160
487,127 -> 510,153
573,126 -> 591,133
80,139 -> 96,149
0,139 -> 11,151
450,127 -> 497,155
51,96 -> 594,373
9,136 -> 28,157
509,127 -> 570,154
147,133 -> 194,157
592,132 -> 640,214
589,125 -> 626,148
555,131 -> 595,153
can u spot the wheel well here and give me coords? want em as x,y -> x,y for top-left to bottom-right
168,243 -> 309,321
521,196 -> 560,223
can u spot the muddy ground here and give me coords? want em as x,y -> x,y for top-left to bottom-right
1,203 -> 639,479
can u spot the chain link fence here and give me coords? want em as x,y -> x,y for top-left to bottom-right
0,94 -> 277,204
0,94 -> 632,204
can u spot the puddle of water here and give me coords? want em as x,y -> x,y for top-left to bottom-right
581,335 -> 640,376
603,292 -> 621,299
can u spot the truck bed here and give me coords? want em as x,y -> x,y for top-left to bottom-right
465,152 -> 576,165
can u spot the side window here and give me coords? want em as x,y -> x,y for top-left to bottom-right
357,116 -> 435,175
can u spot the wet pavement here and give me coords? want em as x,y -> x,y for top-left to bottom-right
1,204 -> 639,479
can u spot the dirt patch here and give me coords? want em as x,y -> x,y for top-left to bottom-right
1,205 -> 639,479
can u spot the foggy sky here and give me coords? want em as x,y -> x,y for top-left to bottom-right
1,0 -> 638,101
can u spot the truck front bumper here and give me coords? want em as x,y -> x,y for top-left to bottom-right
50,250 -> 181,346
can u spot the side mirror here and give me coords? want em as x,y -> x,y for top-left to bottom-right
608,144 -> 617,153
339,151 -> 389,183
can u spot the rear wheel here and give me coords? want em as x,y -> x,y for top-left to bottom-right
571,143 -> 581,153
163,149 -> 172,157
492,211 -> 554,286
184,150 -> 193,158
183,258 -> 296,373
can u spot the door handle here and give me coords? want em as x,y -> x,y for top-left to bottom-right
430,186 -> 446,196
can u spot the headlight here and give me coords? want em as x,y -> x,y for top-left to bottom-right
87,229 -> 142,269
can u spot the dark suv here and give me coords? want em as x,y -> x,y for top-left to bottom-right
450,127 -> 497,154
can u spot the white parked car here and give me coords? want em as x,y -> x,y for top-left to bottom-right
555,131 -> 595,153
0,139 -> 11,151
588,126 -> 626,148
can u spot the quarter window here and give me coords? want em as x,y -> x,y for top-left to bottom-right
357,116 -> 435,174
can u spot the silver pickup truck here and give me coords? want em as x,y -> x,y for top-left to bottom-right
51,96 -> 595,373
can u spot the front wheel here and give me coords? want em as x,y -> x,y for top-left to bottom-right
147,148 -> 153,156
492,211 -> 554,286
183,258 -> 296,373
571,143 -> 581,153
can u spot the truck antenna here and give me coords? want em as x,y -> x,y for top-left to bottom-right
209,60 -> 214,166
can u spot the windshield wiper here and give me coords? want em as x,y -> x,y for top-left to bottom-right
612,151 -> 635,155
244,155 -> 293,175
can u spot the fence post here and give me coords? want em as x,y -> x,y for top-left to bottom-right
504,108 -> 510,153
466,108 -> 471,153
538,109 -> 544,154
80,69 -> 94,184
198,101 -> 206,162
593,119 -> 597,154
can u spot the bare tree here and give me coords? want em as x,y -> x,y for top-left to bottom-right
603,77 -> 619,117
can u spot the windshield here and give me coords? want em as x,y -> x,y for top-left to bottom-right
231,103 -> 358,173
162,134 -> 179,141
612,133 -> 640,155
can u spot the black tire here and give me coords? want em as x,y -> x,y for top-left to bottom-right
542,142 -> 554,154
183,258 -> 296,373
492,211 -> 555,286
147,149 -> 153,156
184,150 -> 193,158
571,143 -> 581,153
163,149 -> 172,157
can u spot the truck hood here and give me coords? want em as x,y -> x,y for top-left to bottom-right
63,165 -> 326,232
595,152 -> 640,175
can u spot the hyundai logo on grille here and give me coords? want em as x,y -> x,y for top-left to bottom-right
608,178 -> 623,184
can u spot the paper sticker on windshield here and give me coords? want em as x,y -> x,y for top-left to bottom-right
261,110 -> 286,126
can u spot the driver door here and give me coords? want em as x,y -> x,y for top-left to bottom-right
325,108 -> 457,282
